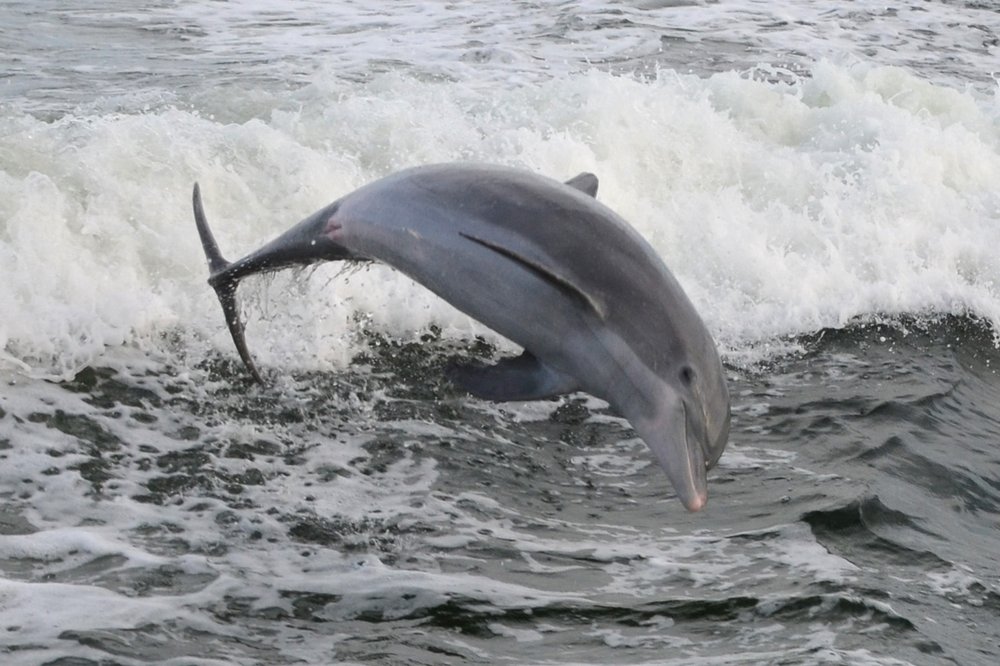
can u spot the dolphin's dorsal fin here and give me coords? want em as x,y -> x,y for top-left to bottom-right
446,351 -> 578,401
459,232 -> 608,319
564,172 -> 598,198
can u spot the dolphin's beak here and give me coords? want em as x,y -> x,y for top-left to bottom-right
661,420 -> 708,512
635,395 -> 709,512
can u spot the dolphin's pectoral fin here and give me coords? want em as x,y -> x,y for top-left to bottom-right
446,351 -> 578,402
459,232 -> 608,319
564,172 -> 599,198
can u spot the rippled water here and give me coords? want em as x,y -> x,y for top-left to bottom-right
2,2 -> 1000,665
3,319 -> 999,664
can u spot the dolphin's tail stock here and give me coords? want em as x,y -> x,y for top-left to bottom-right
192,183 -> 265,383
192,183 -> 362,382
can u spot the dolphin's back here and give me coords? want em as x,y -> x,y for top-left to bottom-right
343,164 -> 709,370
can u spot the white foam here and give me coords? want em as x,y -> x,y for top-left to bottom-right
765,523 -> 860,585
2,61 -> 999,377
0,579 -> 179,638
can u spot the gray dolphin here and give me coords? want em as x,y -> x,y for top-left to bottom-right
192,163 -> 730,511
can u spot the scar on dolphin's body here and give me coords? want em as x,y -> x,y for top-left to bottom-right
192,163 -> 730,511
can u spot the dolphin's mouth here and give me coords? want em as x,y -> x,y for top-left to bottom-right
667,401 -> 708,512
682,402 -> 709,511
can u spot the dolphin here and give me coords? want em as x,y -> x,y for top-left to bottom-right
192,163 -> 730,511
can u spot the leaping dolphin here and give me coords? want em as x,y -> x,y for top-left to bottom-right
192,163 -> 730,511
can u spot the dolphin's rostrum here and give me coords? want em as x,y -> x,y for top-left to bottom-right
193,163 -> 730,511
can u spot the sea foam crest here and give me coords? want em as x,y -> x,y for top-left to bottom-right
1,61 -> 998,377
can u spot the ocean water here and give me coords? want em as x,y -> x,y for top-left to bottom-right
2,1 -> 1000,664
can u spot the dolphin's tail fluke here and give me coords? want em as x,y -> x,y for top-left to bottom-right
193,183 -> 230,275
192,183 -> 265,384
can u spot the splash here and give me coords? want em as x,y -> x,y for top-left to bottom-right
1,61 -> 998,377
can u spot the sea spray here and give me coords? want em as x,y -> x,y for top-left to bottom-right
3,63 -> 998,377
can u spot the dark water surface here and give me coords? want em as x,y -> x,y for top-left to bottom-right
2,319 -> 998,664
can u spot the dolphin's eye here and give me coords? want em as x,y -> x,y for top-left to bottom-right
679,366 -> 695,386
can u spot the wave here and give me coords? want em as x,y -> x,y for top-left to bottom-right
2,61 -> 999,377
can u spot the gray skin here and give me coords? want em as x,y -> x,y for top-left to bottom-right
193,163 -> 730,511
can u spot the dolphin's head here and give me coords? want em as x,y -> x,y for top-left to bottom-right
629,352 -> 730,512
